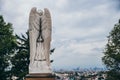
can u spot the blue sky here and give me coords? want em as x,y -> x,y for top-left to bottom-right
0,0 -> 120,70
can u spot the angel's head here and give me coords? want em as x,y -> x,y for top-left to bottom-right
37,9 -> 43,16
31,7 -> 43,16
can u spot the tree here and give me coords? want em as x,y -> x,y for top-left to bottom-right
102,20 -> 120,80
0,15 -> 16,80
10,32 -> 29,80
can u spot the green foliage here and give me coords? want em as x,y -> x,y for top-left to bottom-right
0,15 -> 16,80
10,32 -> 29,80
102,20 -> 120,80
105,70 -> 120,80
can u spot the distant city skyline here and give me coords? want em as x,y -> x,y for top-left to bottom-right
53,66 -> 107,71
0,0 -> 120,69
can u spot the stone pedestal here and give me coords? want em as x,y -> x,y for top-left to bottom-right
25,73 -> 55,80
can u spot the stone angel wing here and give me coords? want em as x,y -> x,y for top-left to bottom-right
42,8 -> 52,66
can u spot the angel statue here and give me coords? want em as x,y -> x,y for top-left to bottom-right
29,7 -> 52,73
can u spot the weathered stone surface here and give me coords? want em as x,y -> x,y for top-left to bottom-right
29,7 -> 52,73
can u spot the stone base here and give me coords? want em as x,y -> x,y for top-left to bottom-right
25,73 -> 55,80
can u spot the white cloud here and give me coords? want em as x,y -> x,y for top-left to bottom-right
51,39 -> 106,69
55,0 -> 68,8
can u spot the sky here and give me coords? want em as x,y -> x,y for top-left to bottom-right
0,0 -> 120,70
